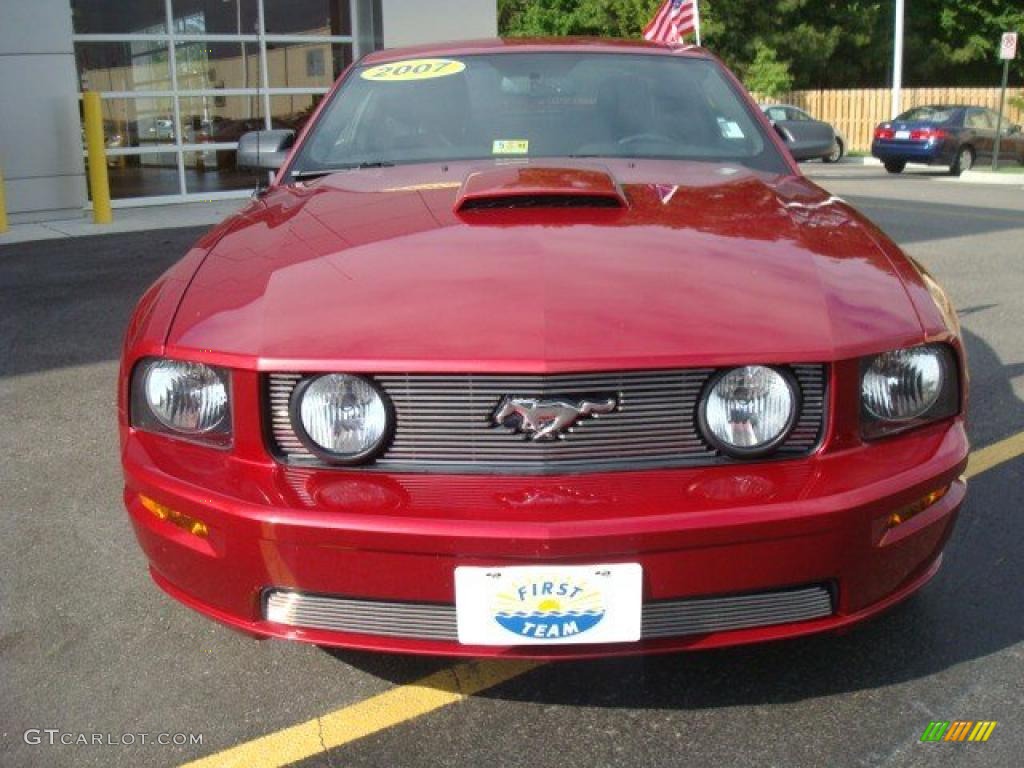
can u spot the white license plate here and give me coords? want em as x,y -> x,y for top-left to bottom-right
894,130 -> 911,140
455,563 -> 642,645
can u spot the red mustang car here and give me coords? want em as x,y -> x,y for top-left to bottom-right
119,39 -> 968,658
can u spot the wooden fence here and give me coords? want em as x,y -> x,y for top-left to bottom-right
755,87 -> 1024,153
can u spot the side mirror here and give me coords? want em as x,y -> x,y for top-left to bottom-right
1010,124 -> 1022,135
237,130 -> 296,172
772,122 -> 794,143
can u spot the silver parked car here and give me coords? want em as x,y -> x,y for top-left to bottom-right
761,104 -> 846,163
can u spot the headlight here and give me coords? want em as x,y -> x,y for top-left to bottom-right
861,344 -> 959,439
292,374 -> 391,464
131,359 -> 231,444
699,366 -> 798,457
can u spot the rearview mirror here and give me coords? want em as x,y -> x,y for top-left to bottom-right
237,130 -> 296,171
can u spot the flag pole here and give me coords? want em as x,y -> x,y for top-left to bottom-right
891,0 -> 904,118
694,1 -> 702,46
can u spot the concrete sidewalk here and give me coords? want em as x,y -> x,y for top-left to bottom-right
838,155 -> 1024,185
0,199 -> 248,245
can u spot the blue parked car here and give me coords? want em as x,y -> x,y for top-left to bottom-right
872,105 -> 1024,176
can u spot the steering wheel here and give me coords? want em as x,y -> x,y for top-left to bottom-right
617,133 -> 675,147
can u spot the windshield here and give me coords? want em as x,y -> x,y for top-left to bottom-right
896,107 -> 958,123
289,52 -> 787,176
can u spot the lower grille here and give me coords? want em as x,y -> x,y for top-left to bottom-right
264,584 -> 834,642
266,366 -> 827,473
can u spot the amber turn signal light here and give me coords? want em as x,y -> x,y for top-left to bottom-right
140,495 -> 209,538
886,486 -> 950,529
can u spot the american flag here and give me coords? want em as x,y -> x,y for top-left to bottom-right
643,0 -> 699,46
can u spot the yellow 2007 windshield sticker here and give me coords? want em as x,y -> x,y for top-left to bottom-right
361,58 -> 466,82
493,140 -> 529,155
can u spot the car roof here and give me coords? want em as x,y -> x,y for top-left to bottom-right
903,105 -> 971,112
359,37 -> 712,65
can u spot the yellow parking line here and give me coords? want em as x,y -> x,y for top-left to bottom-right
182,430 -> 1024,768
180,660 -> 541,768
964,431 -> 1024,479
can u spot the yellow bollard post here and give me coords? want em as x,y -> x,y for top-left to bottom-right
82,91 -> 112,224
0,166 -> 8,233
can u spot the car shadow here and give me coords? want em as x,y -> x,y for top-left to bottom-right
324,323 -> 1024,710
836,193 -> 1024,246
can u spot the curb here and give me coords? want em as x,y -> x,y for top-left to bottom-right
838,156 -> 882,166
954,170 -> 1024,187
0,199 -> 246,245
819,156 -> 1024,186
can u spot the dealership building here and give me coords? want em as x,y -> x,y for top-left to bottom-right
0,0 -> 496,222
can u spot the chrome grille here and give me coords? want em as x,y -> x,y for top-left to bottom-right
266,366 -> 826,473
264,584 -> 835,642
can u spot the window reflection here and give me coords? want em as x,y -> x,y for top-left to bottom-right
263,0 -> 351,36
172,0 -> 260,35
175,42 -> 262,91
71,0 -> 167,34
270,93 -> 324,131
91,153 -> 182,199
185,152 -> 262,193
265,42 -> 351,88
178,96 -> 265,142
82,97 -> 176,147
72,0 -> 353,201
75,42 -> 171,92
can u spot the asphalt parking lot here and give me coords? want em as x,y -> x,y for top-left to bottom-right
1,163 -> 1022,768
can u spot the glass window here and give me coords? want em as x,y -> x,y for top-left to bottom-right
81,97 -> 177,147
265,42 -> 351,88
293,53 -> 785,174
75,42 -> 172,92
185,152 -> 262,193
987,110 -> 1011,132
175,42 -> 262,91
94,153 -> 182,199
178,96 -> 265,143
269,92 -> 325,131
172,0 -> 260,35
967,110 -> 993,130
263,0 -> 351,36
71,0 -> 167,35
896,107 -> 957,124
764,107 -> 788,122
307,49 -> 326,78
72,0 -> 359,201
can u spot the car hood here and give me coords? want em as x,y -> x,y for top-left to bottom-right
168,160 -> 925,371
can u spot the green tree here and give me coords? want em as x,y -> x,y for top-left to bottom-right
497,0 -> 1023,89
744,41 -> 794,97
498,0 -> 661,38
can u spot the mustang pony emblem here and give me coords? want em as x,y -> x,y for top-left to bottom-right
492,395 -> 618,441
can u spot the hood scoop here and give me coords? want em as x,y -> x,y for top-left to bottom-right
455,165 -> 627,212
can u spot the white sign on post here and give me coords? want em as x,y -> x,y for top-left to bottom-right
1000,32 -> 1018,61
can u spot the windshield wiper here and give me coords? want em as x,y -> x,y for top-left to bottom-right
292,161 -> 395,180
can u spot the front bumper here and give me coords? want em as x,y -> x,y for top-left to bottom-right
123,420 -> 967,658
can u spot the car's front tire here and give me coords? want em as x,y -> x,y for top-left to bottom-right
950,146 -> 974,176
823,139 -> 844,164
884,160 -> 906,174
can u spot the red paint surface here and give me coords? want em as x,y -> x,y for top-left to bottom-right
119,40 -> 969,657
